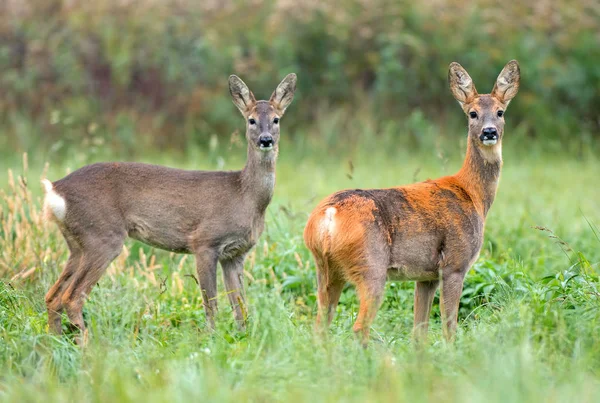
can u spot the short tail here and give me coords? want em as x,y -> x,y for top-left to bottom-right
304,206 -> 337,277
41,179 -> 66,222
41,179 -> 53,194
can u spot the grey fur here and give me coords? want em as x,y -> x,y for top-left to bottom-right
43,74 -> 297,344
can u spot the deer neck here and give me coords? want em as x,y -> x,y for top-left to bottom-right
455,136 -> 503,217
241,144 -> 277,212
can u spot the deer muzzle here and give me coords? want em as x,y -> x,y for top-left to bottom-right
258,134 -> 274,150
480,127 -> 498,146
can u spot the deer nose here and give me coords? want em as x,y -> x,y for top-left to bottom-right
259,134 -> 274,149
480,127 -> 498,145
480,127 -> 498,140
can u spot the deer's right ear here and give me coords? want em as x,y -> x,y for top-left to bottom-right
491,60 -> 520,106
448,62 -> 478,107
270,73 -> 297,115
229,75 -> 256,115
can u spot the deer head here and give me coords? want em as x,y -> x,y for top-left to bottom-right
229,73 -> 297,156
449,60 -> 520,154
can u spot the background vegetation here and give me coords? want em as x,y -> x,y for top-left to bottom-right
0,0 -> 599,157
1,0 -> 599,402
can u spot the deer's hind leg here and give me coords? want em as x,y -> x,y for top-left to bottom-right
46,234 -> 83,335
315,256 -> 346,332
61,231 -> 125,345
352,265 -> 387,348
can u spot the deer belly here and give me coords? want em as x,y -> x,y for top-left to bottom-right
219,234 -> 255,259
127,221 -> 191,253
387,265 -> 439,282
387,234 -> 442,281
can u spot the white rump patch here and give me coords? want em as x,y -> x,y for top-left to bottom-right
319,207 -> 337,238
42,179 -> 66,221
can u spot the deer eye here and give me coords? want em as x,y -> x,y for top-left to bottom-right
469,111 -> 478,119
248,118 -> 256,125
273,117 -> 279,124
497,110 -> 504,118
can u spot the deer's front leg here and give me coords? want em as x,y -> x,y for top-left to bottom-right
220,255 -> 247,329
413,280 -> 440,343
440,269 -> 467,341
195,248 -> 219,329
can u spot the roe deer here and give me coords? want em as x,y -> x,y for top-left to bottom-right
304,61 -> 520,346
42,73 -> 297,344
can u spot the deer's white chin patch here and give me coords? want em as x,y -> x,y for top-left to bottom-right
259,145 -> 274,152
482,139 -> 498,146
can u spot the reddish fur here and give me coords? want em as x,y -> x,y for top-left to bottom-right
304,196 -> 374,282
304,140 -> 492,346
305,60 -> 520,346
304,166 -> 487,284
308,181 -> 467,282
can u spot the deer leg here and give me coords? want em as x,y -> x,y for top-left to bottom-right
195,248 -> 219,329
413,280 -> 439,343
352,271 -> 386,348
220,255 -> 247,329
61,235 -> 124,346
440,270 -> 467,342
45,247 -> 82,335
315,264 -> 345,332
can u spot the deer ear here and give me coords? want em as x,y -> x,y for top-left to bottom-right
448,62 -> 478,107
492,60 -> 520,106
229,75 -> 256,115
270,73 -> 297,115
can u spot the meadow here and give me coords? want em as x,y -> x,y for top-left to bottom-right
1,124 -> 600,402
1,1 -> 599,400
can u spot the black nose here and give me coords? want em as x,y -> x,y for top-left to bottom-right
259,135 -> 274,148
480,127 -> 498,140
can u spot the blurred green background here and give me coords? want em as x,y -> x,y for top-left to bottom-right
2,2 -> 600,402
0,0 -> 598,158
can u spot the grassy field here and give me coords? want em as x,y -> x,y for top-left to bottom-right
1,132 -> 600,402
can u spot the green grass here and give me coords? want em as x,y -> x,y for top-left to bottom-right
1,135 -> 600,402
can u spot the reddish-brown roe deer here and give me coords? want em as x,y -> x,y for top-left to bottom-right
304,61 -> 520,346
42,74 -> 297,345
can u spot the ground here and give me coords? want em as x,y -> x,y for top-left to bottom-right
1,135 -> 599,402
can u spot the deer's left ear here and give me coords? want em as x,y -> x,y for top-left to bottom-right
492,60 -> 520,106
229,75 -> 256,115
270,73 -> 297,115
449,62 -> 478,108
